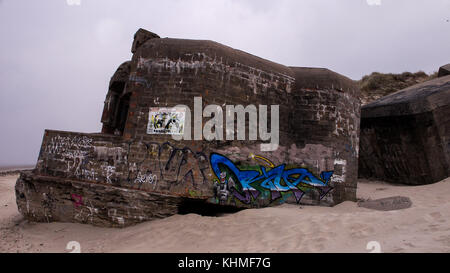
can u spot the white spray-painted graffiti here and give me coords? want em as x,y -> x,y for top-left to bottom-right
38,134 -> 208,192
45,135 -> 93,154
70,193 -> 151,226
107,209 -> 125,226
134,171 -> 158,187
73,198 -> 98,224
135,53 -> 295,96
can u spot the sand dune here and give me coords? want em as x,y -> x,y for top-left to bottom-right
0,174 -> 449,253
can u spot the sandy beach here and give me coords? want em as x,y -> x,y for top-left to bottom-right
0,174 -> 449,253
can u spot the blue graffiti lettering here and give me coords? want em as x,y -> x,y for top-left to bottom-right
210,153 -> 333,204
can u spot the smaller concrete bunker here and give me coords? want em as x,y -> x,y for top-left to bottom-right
359,65 -> 450,185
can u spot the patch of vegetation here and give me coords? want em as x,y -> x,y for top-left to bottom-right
358,71 -> 437,104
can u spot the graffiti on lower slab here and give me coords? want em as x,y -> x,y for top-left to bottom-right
44,135 -> 92,154
127,141 -> 209,190
42,135 -> 94,178
107,209 -> 125,226
72,197 -> 98,224
133,171 -> 158,188
210,153 -> 333,205
38,134 -> 208,192
71,194 -> 83,208
102,165 -> 116,184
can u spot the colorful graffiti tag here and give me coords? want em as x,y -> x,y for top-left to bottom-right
210,153 -> 333,205
71,193 -> 83,208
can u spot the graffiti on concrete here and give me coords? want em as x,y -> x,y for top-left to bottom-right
42,135 -> 94,177
126,141 -> 208,190
210,153 -> 333,205
38,134 -> 208,192
74,198 -> 98,224
129,72 -> 152,89
44,135 -> 93,154
133,171 -> 158,187
71,194 -> 83,208
38,133 -> 337,204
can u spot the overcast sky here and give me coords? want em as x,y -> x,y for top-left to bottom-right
0,0 -> 449,166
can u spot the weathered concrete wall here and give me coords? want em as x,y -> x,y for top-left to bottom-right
16,171 -> 181,228
359,74 -> 450,185
16,28 -> 361,227
33,130 -> 211,198
119,36 -> 360,205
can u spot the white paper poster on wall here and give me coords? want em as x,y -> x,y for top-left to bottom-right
147,107 -> 185,135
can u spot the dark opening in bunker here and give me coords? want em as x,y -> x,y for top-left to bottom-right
177,198 -> 244,217
101,77 -> 132,136
113,92 -> 131,135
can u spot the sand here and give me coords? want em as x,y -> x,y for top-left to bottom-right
0,174 -> 449,253
0,166 -> 34,172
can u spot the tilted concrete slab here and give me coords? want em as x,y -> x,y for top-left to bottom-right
359,75 -> 450,185
438,63 -> 450,78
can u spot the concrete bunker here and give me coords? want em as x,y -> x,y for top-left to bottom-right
15,28 -> 361,227
359,65 -> 450,185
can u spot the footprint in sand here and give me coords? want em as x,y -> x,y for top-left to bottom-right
434,235 -> 450,245
404,242 -> 416,248
392,247 -> 405,252
348,223 -> 375,239
427,212 -> 445,223
426,225 -> 440,232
